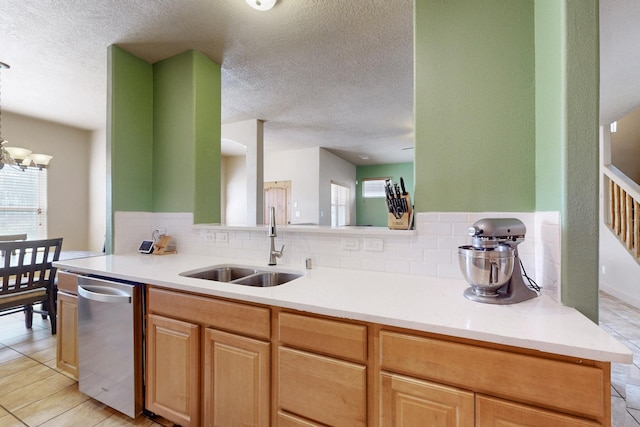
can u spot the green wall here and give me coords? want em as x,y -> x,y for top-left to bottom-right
356,163 -> 414,227
414,0 -> 536,212
152,50 -> 221,223
559,0 -> 600,321
107,46 -> 221,253
413,0 -> 600,321
534,1 -> 563,211
106,46 -> 154,253
534,0 -> 600,321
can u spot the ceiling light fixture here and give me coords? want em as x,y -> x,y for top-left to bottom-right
245,0 -> 276,11
0,62 -> 53,171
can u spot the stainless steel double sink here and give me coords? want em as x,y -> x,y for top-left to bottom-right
180,264 -> 303,287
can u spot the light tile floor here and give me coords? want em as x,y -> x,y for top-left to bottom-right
0,312 -> 172,427
0,292 -> 638,426
600,292 -> 640,426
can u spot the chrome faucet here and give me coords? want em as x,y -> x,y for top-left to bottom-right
268,206 -> 284,265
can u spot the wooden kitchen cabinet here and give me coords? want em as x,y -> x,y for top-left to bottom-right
276,310 -> 368,426
56,271 -> 79,377
146,286 -> 271,427
141,286 -> 611,427
203,328 -> 270,426
476,395 -> 601,427
380,373 -> 474,427
146,313 -> 200,427
379,329 -> 611,427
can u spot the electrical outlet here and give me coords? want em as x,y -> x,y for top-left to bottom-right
216,232 -> 228,242
364,238 -> 383,252
341,238 -> 360,251
204,231 -> 215,241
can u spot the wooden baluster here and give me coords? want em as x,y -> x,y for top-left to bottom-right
609,179 -> 615,229
614,183 -> 621,236
627,193 -> 634,250
621,189 -> 628,241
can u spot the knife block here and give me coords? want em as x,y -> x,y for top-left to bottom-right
388,193 -> 412,230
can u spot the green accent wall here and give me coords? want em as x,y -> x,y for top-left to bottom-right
534,1 -> 563,211
534,0 -> 600,321
414,0 -> 536,212
560,0 -> 600,322
107,46 -> 221,253
414,0 -> 600,321
152,50 -> 221,223
356,163 -> 414,227
106,45 -> 154,253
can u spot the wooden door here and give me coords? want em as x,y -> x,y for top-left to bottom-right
380,373 -> 474,427
203,328 -> 270,427
264,181 -> 290,225
476,395 -> 601,427
56,292 -> 78,377
146,314 -> 200,427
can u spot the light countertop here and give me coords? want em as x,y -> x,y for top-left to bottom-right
54,253 -> 633,364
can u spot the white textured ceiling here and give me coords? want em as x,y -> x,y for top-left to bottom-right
0,0 -> 413,165
0,0 -> 636,165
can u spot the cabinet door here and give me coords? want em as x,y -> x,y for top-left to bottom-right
380,373 -> 474,427
203,328 -> 270,427
56,292 -> 78,377
476,395 -> 602,427
278,347 -> 367,426
146,314 -> 200,427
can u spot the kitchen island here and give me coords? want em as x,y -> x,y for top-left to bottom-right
54,253 -> 631,427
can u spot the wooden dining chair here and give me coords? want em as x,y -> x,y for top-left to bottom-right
0,234 -> 27,257
0,238 -> 63,334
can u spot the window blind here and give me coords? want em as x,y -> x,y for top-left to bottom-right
362,178 -> 388,198
0,167 -> 48,239
330,182 -> 350,226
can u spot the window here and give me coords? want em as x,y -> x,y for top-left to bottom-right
362,178 -> 389,198
0,168 -> 48,239
331,182 -> 350,226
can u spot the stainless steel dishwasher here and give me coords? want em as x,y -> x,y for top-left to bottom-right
77,276 -> 143,418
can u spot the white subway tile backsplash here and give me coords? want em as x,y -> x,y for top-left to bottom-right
113,211 -> 561,297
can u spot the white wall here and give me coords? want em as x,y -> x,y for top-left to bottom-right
223,156 -> 247,226
89,127 -> 106,251
318,148 -> 356,226
265,147 -> 320,225
4,112 -> 98,251
222,120 -> 263,226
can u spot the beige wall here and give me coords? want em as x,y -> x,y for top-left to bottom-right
611,107 -> 640,183
4,111 -> 104,251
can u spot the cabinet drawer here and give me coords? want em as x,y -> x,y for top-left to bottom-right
379,330 -> 607,420
57,271 -> 78,294
476,395 -> 601,427
278,311 -> 367,362
278,347 -> 367,427
148,287 -> 270,340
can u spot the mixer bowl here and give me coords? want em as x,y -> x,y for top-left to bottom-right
458,245 -> 515,296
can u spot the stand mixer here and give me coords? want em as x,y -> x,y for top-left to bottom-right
458,218 -> 539,304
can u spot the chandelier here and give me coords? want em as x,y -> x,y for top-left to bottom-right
0,62 -> 53,171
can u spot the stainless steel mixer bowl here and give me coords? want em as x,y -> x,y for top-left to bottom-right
458,245 -> 515,296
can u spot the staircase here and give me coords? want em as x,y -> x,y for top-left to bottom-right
604,165 -> 640,262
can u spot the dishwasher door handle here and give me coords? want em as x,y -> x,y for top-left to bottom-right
78,285 -> 132,304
